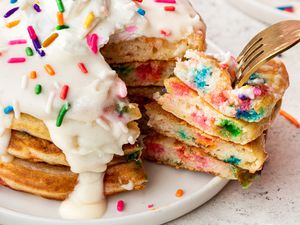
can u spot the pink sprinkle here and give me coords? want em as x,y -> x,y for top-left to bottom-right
117,200 -> 125,212
8,39 -> 27,45
27,26 -> 37,40
155,0 -> 176,3
147,204 -> 154,209
7,57 -> 26,63
90,33 -> 99,54
125,25 -> 138,33
160,29 -> 172,37
220,63 -> 229,69
254,87 -> 262,96
86,34 -> 92,46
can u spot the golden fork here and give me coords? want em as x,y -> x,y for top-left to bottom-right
235,20 -> 300,88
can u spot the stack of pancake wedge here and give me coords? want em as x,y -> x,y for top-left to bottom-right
0,113 -> 147,200
142,50 -> 289,186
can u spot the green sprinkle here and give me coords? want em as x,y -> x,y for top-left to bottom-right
112,65 -> 133,78
116,103 -> 128,116
56,0 -> 65,12
178,129 -> 189,140
217,119 -> 242,137
56,102 -> 71,127
35,84 -> 42,95
56,25 -> 69,30
25,47 -> 33,56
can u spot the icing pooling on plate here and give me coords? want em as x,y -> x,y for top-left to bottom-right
0,0 -> 204,220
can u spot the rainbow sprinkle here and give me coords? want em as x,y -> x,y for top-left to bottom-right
44,64 -> 55,76
33,4 -> 42,13
25,47 -> 34,56
3,106 -> 14,114
56,102 -> 71,127
7,57 -> 26,63
78,62 -> 88,74
175,189 -> 184,198
56,0 -> 65,13
60,85 -> 69,100
5,20 -> 20,28
42,33 -> 59,48
35,84 -> 42,95
4,7 -> 19,18
116,200 -> 125,212
57,12 -> 64,26
8,39 -> 27,45
136,8 -> 145,16
84,12 -> 95,29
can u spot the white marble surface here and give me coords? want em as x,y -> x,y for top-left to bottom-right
168,0 -> 300,224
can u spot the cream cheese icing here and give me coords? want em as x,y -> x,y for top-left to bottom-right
0,0 -> 204,220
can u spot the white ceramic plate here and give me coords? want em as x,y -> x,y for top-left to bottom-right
0,41 -> 228,225
227,0 -> 300,24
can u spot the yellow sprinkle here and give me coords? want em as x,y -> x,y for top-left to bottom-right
83,11 -> 95,29
44,64 -> 55,76
42,33 -> 59,48
6,20 -> 21,28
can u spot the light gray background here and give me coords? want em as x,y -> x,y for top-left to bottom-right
168,0 -> 300,224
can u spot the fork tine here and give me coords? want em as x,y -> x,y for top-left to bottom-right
237,36 -> 263,63
237,20 -> 300,64
239,42 -> 264,65
235,20 -> 300,87
236,38 -> 299,88
238,49 -> 264,74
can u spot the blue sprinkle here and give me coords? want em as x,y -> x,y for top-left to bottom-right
10,0 -> 18,3
224,156 -> 241,165
236,109 -> 263,122
193,67 -> 212,90
137,8 -> 145,16
4,106 -> 14,114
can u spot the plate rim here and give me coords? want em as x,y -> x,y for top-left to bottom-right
0,177 -> 228,225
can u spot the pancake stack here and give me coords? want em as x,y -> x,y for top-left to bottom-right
0,112 -> 147,200
0,0 -> 206,217
143,50 -> 289,186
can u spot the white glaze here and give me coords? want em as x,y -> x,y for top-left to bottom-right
0,0 -> 204,220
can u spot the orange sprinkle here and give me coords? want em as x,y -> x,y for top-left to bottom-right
280,110 -> 300,128
6,20 -> 21,28
29,71 -> 37,79
44,64 -> 55,76
175,189 -> 184,198
42,33 -> 59,48
57,12 -> 64,26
